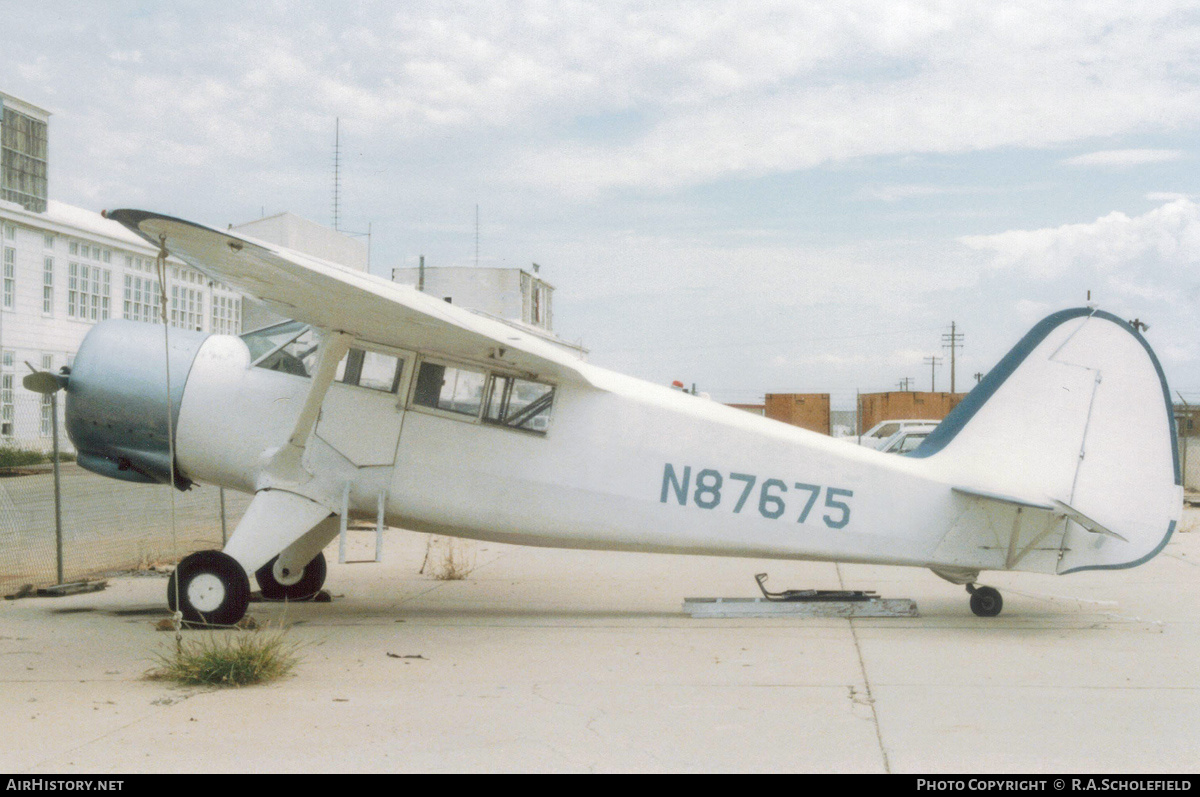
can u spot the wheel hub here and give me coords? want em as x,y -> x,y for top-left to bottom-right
187,573 -> 227,612
273,560 -> 304,586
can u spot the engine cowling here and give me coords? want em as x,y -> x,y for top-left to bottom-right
65,319 -> 209,489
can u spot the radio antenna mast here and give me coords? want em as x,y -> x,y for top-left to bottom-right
332,118 -> 341,231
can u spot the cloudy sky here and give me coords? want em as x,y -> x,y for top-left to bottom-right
6,1 -> 1200,407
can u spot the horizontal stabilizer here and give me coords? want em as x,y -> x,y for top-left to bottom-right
951,485 -> 1053,511
953,486 -> 1129,543
1050,499 -> 1129,543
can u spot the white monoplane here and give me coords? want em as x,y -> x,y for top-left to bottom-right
52,210 -> 1180,624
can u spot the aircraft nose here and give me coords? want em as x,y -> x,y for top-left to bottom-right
65,319 -> 210,488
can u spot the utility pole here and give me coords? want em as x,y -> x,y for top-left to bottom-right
924,355 -> 942,392
898,377 -> 913,391
942,320 -> 963,393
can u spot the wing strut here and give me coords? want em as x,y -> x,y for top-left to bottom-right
260,330 -> 353,489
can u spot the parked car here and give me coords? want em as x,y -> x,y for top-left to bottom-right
857,419 -> 939,450
879,428 -> 932,454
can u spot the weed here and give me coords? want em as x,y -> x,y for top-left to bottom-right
420,535 -> 476,580
146,626 -> 300,687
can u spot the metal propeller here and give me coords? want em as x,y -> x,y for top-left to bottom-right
22,367 -> 68,395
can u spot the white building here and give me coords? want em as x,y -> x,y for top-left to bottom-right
0,90 -> 244,450
232,211 -> 367,332
390,264 -> 585,356
234,211 -> 367,271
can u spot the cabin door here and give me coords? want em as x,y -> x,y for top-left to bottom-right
315,347 -> 413,467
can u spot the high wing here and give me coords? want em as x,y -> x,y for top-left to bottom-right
104,209 -> 593,385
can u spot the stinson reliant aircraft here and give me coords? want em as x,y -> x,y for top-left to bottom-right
47,210 -> 1181,625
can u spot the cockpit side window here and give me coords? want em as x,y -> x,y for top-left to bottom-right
484,376 -> 554,432
242,321 -> 319,377
409,356 -> 555,435
337,348 -> 404,393
413,360 -> 487,417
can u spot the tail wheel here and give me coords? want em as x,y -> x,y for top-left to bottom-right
167,550 -> 251,626
968,585 -> 1003,617
255,551 -> 327,601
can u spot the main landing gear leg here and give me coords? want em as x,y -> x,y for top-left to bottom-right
966,584 -> 1003,617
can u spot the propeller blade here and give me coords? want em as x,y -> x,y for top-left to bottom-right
23,370 -> 66,394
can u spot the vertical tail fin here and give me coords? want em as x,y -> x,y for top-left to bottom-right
913,308 -> 1181,572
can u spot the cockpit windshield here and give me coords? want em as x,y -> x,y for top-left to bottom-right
241,320 -> 320,377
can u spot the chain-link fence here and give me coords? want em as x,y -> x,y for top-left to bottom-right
0,395 -> 251,595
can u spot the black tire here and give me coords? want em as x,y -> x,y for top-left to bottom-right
969,586 -> 1003,617
255,551 -> 327,601
167,550 -> 251,626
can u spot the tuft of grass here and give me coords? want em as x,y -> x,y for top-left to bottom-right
146,627 -> 300,687
420,535 -> 477,580
417,535 -> 477,578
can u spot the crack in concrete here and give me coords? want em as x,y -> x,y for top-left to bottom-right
837,563 -> 891,774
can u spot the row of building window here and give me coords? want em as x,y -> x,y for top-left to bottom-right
2,220 -> 238,326
67,261 -> 110,321
2,245 -> 240,333
68,240 -> 111,262
4,246 -> 13,309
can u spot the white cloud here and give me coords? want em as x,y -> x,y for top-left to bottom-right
1013,299 -> 1054,325
499,3 -> 1200,193
962,200 -> 1200,382
961,198 -> 1200,278
1062,149 -> 1185,168
1146,192 -> 1197,202
13,1 -> 1200,199
107,50 -> 143,64
858,184 -> 986,202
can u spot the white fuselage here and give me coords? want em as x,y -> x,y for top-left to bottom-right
174,333 -> 974,571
